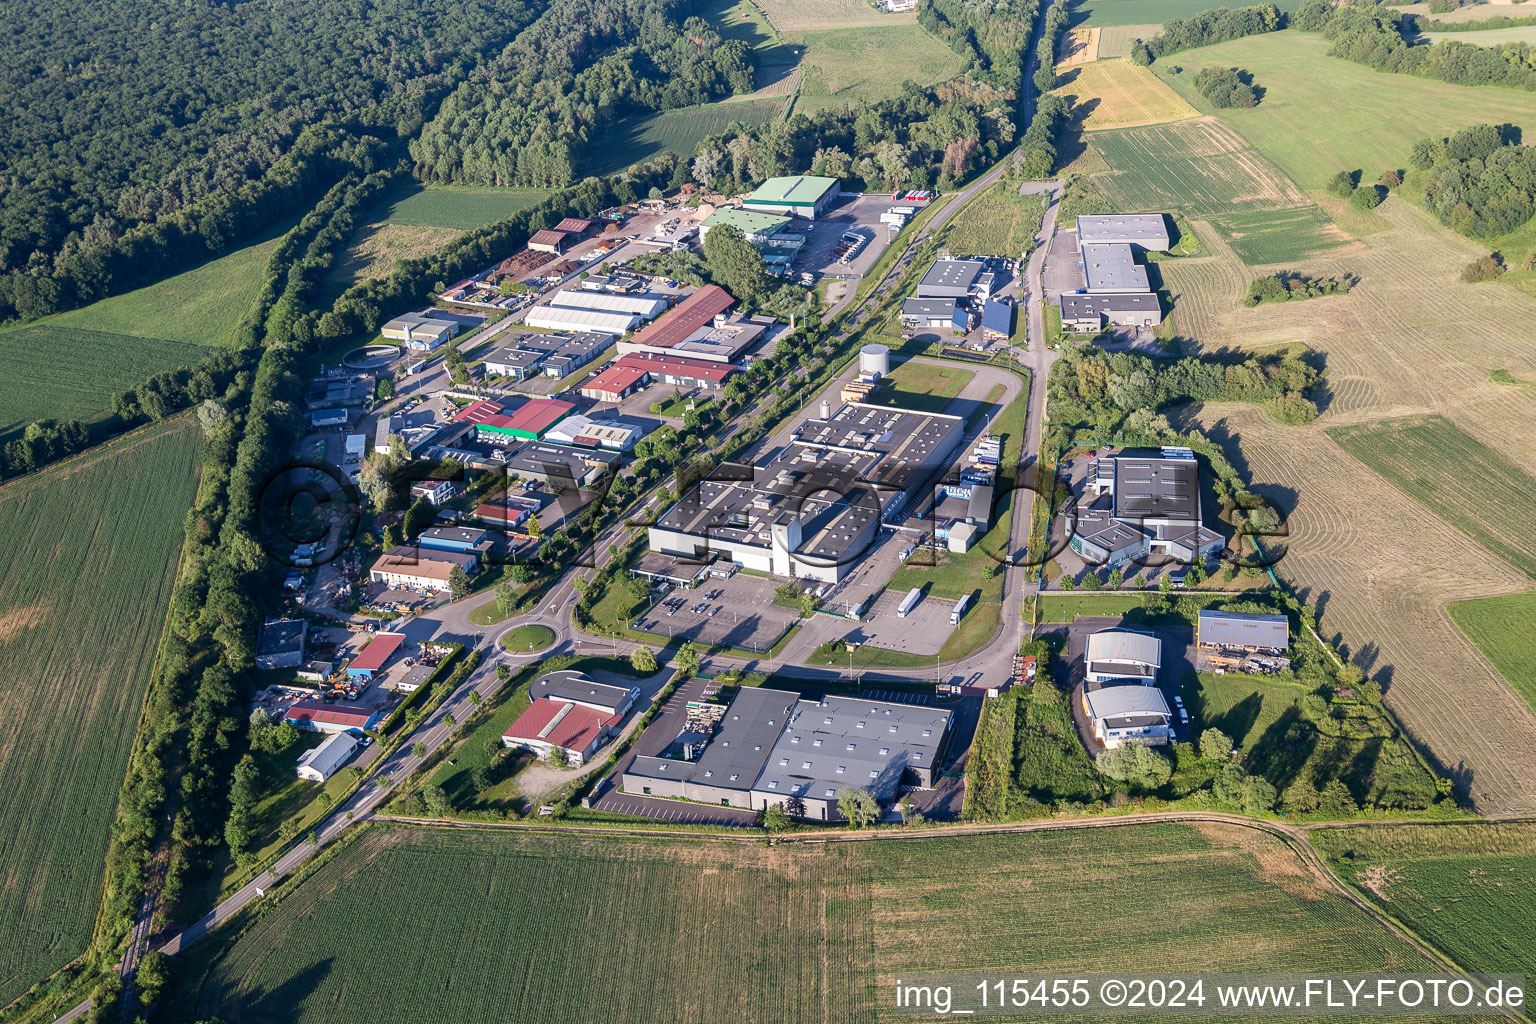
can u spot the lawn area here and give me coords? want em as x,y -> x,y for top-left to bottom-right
221,734 -> 359,891
1086,117 -> 1348,264
1154,30 -> 1536,193
1311,822 -> 1536,979
1447,590 -> 1536,714
0,327 -> 211,445
39,223 -> 289,347
1074,0 -> 1301,27
941,183 -> 1047,258
868,360 -> 973,414
793,24 -> 966,113
0,418 -> 202,1006
755,0 -> 915,32
1327,415 -> 1536,580
195,820 -> 1444,1022
1179,670 -> 1305,752
499,624 -> 555,653
1055,58 -> 1200,132
585,99 -> 788,177
1422,23 -> 1536,45
382,185 -> 553,231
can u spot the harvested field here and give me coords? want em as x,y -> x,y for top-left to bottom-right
755,0 -> 914,33
325,222 -> 464,294
1058,26 -> 1100,66
1312,822 -> 1536,979
0,418 -> 202,1005
1327,415 -> 1536,580
1055,58 -> 1200,131
1421,23 -> 1536,45
1097,22 -> 1162,58
1447,591 -> 1536,714
197,821 -> 1444,1023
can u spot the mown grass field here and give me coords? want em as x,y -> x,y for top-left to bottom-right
1087,118 -> 1347,264
0,418 -> 201,1005
1448,590 -> 1536,713
1074,0 -> 1300,26
794,24 -> 967,113
1055,58 -> 1200,132
1096,22 -> 1162,57
1421,23 -> 1536,45
1154,31 -> 1536,192
1311,822 -> 1536,978
756,0 -> 914,33
381,186 -> 554,231
587,99 -> 788,176
1327,415 -> 1536,580
869,361 -> 973,413
196,821 -> 1444,1023
942,182 -> 1047,257
0,327 -> 210,444
1180,671 -> 1305,752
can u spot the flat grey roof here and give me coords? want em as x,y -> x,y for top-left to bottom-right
1113,453 -> 1198,521
916,259 -> 986,296
626,686 -> 797,791
1198,610 -> 1289,649
754,693 -> 952,803
1085,684 -> 1171,721
385,545 -> 478,568
1076,214 -> 1171,249
1086,628 -> 1161,670
257,618 -> 305,657
901,297 -> 958,317
1082,242 -> 1149,293
1061,292 -> 1160,317
419,526 -> 489,545
530,669 -> 636,713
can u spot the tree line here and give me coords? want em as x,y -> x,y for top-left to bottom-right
1413,123 -> 1536,238
410,0 -> 756,188
0,0 -> 542,324
1244,271 -> 1356,306
1130,3 -> 1283,63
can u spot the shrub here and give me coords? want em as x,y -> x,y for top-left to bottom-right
1461,254 -> 1505,282
1349,184 -> 1384,211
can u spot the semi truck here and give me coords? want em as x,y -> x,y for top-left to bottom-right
897,587 -> 922,617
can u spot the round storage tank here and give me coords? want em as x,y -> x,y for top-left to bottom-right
859,343 -> 890,377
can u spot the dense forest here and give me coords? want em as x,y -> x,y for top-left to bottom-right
411,0 -> 756,187
919,0 -> 1042,96
1414,123 -> 1536,237
0,0 -> 541,300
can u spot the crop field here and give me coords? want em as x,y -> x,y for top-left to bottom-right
1074,0 -> 1301,27
0,418 -> 201,1005
704,0 -> 803,95
943,183 -> 1047,258
1058,26 -> 1100,66
40,227 -> 287,348
1155,31 -> 1536,192
196,821 -> 1444,1023
1167,197 -> 1536,816
587,99 -> 788,176
1311,822 -> 1536,978
1447,591 -> 1536,713
1096,22 -> 1162,58
1327,415 -> 1536,580
1054,58 -> 1200,132
755,0 -> 915,33
1086,118 -> 1347,264
382,186 -> 553,231
324,223 -> 464,298
0,326 -> 210,444
794,25 -> 967,113
1422,23 -> 1536,45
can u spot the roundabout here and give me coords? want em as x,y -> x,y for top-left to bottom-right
498,623 -> 557,656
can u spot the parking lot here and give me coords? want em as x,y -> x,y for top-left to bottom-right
845,586 -> 955,656
798,194 -> 898,279
634,573 -> 800,652
1051,616 -> 1198,750
1041,226 -> 1084,303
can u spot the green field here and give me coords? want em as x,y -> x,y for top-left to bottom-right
382,186 -> 554,231
1088,118 -> 1345,264
1422,23 -> 1536,45
942,183 -> 1047,258
499,623 -> 555,653
1075,0 -> 1301,27
794,24 -> 967,113
196,820 -> 1442,1023
869,361 -> 973,413
1327,415 -> 1536,580
1312,822 -> 1536,978
0,327 -> 210,444
0,418 -> 201,1005
1447,590 -> 1536,712
1180,671 -> 1305,752
587,99 -> 788,176
1155,31 -> 1536,192
1097,22 -> 1163,58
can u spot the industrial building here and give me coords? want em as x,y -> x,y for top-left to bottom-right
344,632 -> 406,679
504,442 -> 620,489
740,175 -> 840,219
699,207 -> 791,242
1083,686 -> 1174,749
417,525 -> 491,554
615,285 -> 754,361
1084,628 -> 1161,685
1068,447 -> 1224,567
501,670 -> 637,764
1059,214 -> 1169,332
1060,293 -> 1162,331
646,400 -> 964,582
548,289 -> 669,318
900,297 -> 962,330
621,688 -> 952,821
915,259 -> 987,299
527,670 -> 640,717
523,304 -> 638,336
528,229 -> 571,253
370,549 -> 472,591
382,310 -> 461,350
543,413 -> 652,451
256,619 -> 306,671
482,331 -> 609,380
296,732 -> 358,782
1077,213 -> 1171,250
453,397 -> 575,442
1082,242 -> 1150,294
284,702 -> 384,735
982,299 -> 1014,341
1197,610 -> 1289,652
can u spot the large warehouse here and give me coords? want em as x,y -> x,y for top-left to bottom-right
915,259 -> 987,299
548,289 -> 669,318
1069,447 -> 1225,567
740,175 -> 840,219
1077,213 -> 1170,250
646,400 -> 964,582
1084,628 -> 1161,685
622,688 -> 952,821
523,304 -> 638,336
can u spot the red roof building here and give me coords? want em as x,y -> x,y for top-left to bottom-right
528,229 -> 570,253
625,285 -> 734,351
347,632 -> 406,677
579,361 -> 650,403
454,397 -> 575,440
501,699 -> 620,764
554,217 -> 594,235
579,353 -> 738,403
452,399 -> 506,426
284,701 -> 385,733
